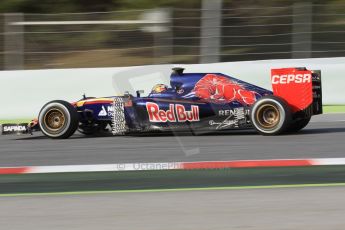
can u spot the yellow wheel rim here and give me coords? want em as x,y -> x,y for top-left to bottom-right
256,104 -> 280,129
43,108 -> 66,131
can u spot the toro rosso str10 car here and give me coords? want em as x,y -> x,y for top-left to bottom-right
1,67 -> 322,139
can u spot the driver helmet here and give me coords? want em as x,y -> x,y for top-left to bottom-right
151,84 -> 168,93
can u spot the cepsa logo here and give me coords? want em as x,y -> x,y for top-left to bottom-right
271,73 -> 312,85
146,102 -> 199,122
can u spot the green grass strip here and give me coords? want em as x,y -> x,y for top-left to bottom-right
1,182 -> 345,198
323,105 -> 345,113
0,119 -> 31,124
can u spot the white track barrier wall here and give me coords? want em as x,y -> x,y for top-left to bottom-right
0,57 -> 344,118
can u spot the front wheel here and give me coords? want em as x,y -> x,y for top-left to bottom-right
250,96 -> 291,135
38,100 -> 79,139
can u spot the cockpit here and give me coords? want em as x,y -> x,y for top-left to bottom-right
147,67 -> 201,99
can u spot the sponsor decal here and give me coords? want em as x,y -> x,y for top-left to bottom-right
146,102 -> 199,123
98,105 -> 115,117
271,68 -> 313,113
210,107 -> 247,129
218,108 -> 250,117
4,125 -> 26,132
98,106 -> 107,116
2,124 -> 27,134
271,73 -> 312,85
107,105 -> 114,117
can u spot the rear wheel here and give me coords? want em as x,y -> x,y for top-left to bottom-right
250,96 -> 291,135
288,116 -> 311,133
39,100 -> 78,139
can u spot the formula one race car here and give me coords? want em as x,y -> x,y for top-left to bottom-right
1,67 -> 322,139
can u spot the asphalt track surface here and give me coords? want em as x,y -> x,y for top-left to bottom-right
1,185 -> 345,230
0,113 -> 344,166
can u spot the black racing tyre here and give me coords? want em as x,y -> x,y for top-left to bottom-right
78,127 -> 95,135
38,100 -> 79,139
250,95 -> 291,135
288,116 -> 311,133
78,123 -> 110,136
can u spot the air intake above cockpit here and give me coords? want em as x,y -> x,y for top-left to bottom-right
172,67 -> 185,75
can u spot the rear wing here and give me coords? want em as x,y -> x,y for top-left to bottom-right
271,67 -> 322,115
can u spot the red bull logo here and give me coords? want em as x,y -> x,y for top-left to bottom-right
146,102 -> 199,122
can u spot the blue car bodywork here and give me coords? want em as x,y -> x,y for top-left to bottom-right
75,68 -> 272,134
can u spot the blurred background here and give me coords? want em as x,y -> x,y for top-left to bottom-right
0,0 -> 344,70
